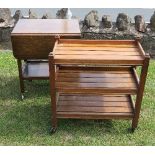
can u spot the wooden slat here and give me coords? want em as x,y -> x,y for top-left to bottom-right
59,66 -> 132,71
58,101 -> 131,107
57,77 -> 135,83
55,46 -> 139,51
54,55 -> 143,65
56,82 -> 136,88
57,112 -> 134,119
55,55 -> 143,60
57,72 -> 133,78
57,105 -> 133,113
55,50 -> 140,56
56,84 -> 137,93
57,44 -> 136,47
59,94 -> 130,102
57,88 -> 137,94
58,39 -> 136,45
54,58 -> 143,65
59,70 -> 131,73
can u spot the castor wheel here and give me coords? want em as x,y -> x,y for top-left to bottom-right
128,128 -> 135,133
50,127 -> 57,134
21,94 -> 24,100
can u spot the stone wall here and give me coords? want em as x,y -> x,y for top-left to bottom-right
0,27 -> 13,42
1,8 -> 155,57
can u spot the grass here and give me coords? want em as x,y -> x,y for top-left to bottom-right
0,51 -> 155,146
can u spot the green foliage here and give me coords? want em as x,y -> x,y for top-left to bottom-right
0,51 -> 155,146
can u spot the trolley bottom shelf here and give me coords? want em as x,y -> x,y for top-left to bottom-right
56,94 -> 135,120
22,61 -> 49,79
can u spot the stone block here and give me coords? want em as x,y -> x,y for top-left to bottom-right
83,10 -> 99,28
134,15 -> 146,32
150,11 -> 155,31
116,13 -> 131,31
102,15 -> 112,28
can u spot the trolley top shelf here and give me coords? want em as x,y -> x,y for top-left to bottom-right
52,39 -> 146,65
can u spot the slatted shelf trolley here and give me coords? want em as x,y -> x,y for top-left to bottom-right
49,39 -> 150,133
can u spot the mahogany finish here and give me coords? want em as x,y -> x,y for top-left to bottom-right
11,19 -> 81,98
49,39 -> 150,133
54,39 -> 144,65
11,19 -> 81,59
12,19 -> 81,35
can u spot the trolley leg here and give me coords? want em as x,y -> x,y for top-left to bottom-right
49,54 -> 57,134
17,59 -> 25,99
132,55 -> 150,130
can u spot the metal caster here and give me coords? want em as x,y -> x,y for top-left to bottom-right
128,128 -> 135,133
50,127 -> 57,134
21,94 -> 24,100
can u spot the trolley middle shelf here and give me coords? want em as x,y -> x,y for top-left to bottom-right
55,66 -> 138,94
